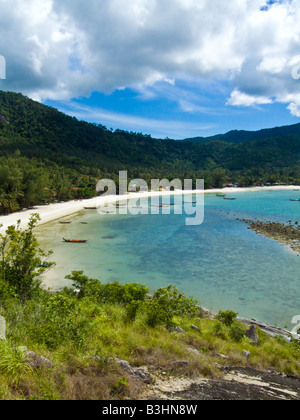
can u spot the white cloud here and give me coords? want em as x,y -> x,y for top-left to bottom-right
57,101 -> 216,139
257,57 -> 288,75
0,0 -> 300,116
287,102 -> 300,117
227,89 -> 273,107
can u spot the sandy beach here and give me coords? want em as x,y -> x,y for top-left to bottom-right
0,185 -> 298,233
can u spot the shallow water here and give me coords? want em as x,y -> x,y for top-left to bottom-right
36,190 -> 300,328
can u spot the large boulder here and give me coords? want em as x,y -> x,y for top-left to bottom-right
245,325 -> 259,345
115,358 -> 153,384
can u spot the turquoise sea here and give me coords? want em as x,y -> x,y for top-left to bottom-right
36,190 -> 300,328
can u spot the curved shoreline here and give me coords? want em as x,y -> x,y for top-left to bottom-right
0,185 -> 298,233
2,185 -> 298,334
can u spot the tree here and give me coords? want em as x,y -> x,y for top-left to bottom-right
212,168 -> 227,188
0,214 -> 54,301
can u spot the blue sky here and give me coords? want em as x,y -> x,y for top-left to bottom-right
45,84 -> 298,140
1,0 -> 300,139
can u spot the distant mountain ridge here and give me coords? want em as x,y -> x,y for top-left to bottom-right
183,123 -> 300,144
0,90 -> 299,179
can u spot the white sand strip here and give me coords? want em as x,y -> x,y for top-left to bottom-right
0,185 -> 298,233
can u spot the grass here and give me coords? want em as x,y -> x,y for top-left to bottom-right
0,285 -> 299,400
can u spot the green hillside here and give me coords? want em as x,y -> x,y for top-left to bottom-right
184,123 -> 300,144
0,90 -> 299,214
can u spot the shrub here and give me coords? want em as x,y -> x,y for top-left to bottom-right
26,293 -> 92,349
212,322 -> 227,340
0,214 -> 54,302
145,285 -> 198,327
0,341 -> 33,385
216,310 -> 238,327
65,271 -> 149,305
125,300 -> 143,322
229,325 -> 245,343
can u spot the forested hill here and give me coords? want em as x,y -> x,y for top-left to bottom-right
0,90 -> 299,214
184,123 -> 300,144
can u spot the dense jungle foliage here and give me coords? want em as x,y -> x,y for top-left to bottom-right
0,90 -> 299,214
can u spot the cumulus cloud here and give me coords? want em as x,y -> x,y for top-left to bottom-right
227,90 -> 273,107
0,0 -> 300,116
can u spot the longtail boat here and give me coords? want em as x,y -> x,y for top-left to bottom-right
63,238 -> 88,243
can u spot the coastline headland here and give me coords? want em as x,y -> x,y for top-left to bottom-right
241,219 -> 300,254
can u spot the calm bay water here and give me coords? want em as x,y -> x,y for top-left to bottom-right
36,190 -> 300,328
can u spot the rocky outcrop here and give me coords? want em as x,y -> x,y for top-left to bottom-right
144,367 -> 300,400
245,325 -> 259,345
238,317 -> 296,341
239,218 -> 300,254
18,347 -> 54,369
115,358 -> 153,384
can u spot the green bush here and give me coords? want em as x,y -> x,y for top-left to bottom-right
65,271 -> 149,305
26,293 -> 91,349
229,325 -> 245,343
0,214 -> 54,302
212,322 -> 227,340
145,285 -> 198,327
125,300 -> 143,322
216,310 -> 238,327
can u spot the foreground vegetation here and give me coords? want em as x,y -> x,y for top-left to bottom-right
0,216 -> 299,400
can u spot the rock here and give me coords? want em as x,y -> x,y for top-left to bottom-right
19,347 -> 54,369
187,347 -> 201,356
115,358 -> 153,384
132,367 -> 153,384
243,350 -> 251,359
26,352 -> 54,369
166,326 -> 186,334
197,306 -> 214,319
237,317 -> 292,341
115,358 -> 131,371
0,316 -> 6,340
245,325 -> 259,345
191,325 -> 201,333
218,354 -> 229,360
172,361 -> 189,367
149,367 -> 300,400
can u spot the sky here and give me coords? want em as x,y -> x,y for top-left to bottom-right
1,0 -> 300,139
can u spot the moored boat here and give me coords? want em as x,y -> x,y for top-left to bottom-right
63,238 -> 88,243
